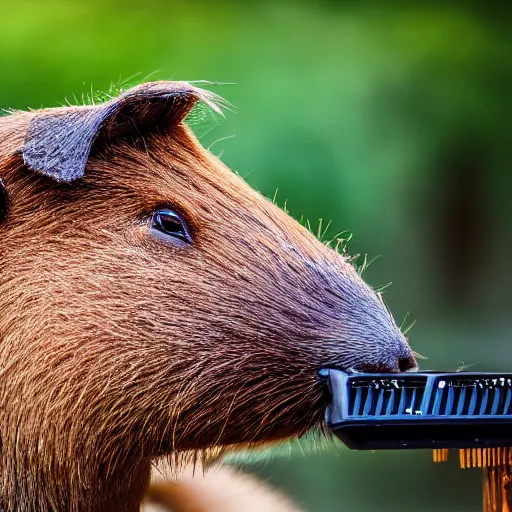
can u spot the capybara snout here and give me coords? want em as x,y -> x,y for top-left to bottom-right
0,81 -> 415,510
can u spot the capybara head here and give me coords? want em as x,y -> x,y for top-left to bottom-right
0,82 -> 416,510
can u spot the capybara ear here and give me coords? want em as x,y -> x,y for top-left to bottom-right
0,178 -> 7,222
21,81 -> 222,183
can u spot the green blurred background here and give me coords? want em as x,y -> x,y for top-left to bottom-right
1,0 -> 511,510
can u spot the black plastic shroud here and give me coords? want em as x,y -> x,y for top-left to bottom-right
325,370 -> 512,450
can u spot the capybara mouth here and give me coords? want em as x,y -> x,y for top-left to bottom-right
320,356 -> 418,375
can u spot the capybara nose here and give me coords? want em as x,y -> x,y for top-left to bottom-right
399,354 -> 418,372
356,347 -> 418,374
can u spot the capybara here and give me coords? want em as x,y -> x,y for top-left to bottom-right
0,81 -> 416,511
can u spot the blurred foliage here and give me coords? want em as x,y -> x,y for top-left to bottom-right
1,0 -> 511,510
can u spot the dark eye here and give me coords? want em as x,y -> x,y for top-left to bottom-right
151,209 -> 191,244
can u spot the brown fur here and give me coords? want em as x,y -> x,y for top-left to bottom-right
0,82 -> 415,511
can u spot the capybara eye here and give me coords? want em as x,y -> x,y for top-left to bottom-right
151,209 -> 191,244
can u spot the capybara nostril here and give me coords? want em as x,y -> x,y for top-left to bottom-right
353,343 -> 417,374
399,354 -> 419,372
358,355 -> 417,374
